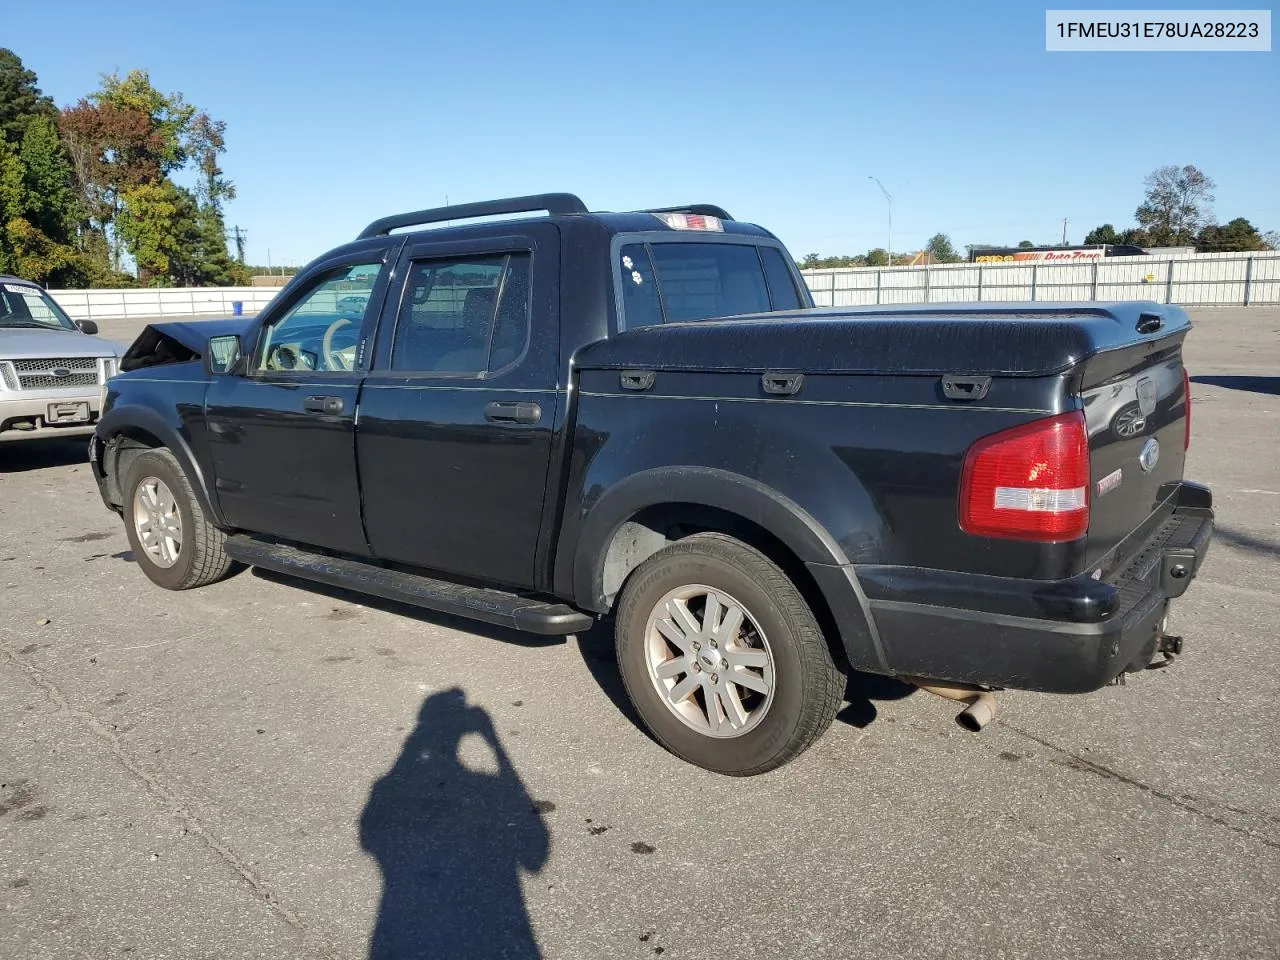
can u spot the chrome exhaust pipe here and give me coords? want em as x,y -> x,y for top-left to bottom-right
901,676 -> 998,731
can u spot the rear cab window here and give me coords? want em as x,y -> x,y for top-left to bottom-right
616,241 -> 805,330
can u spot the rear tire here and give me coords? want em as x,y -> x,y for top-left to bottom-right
615,532 -> 843,776
122,448 -> 232,590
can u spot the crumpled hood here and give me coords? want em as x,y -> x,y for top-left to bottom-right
0,326 -> 126,360
133,317 -> 253,355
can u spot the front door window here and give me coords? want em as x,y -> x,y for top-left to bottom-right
256,263 -> 382,373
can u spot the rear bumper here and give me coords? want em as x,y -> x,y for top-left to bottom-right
846,481 -> 1214,694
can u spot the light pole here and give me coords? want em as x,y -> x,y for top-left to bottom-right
869,175 -> 893,266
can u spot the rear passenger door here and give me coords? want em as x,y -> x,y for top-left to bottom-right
357,227 -> 560,589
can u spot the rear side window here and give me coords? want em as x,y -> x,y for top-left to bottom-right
392,253 -> 531,374
759,246 -> 802,310
617,242 -> 800,328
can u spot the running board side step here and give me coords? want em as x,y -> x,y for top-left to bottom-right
224,535 -> 595,635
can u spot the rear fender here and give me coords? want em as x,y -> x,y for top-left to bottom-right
572,466 -> 886,672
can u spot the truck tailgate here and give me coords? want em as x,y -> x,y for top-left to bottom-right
1080,333 -> 1190,572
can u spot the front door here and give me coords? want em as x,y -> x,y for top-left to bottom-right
357,229 -> 560,588
206,253 -> 391,555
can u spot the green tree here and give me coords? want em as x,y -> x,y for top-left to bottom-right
1196,217 -> 1267,253
799,252 -> 867,269
1263,231 -> 1280,251
865,248 -> 889,266
1136,165 -> 1215,246
925,233 -> 962,262
186,112 -> 235,213
0,114 -> 87,284
1017,239 -> 1035,248
1084,224 -> 1120,245
193,206 -> 248,285
117,180 -> 201,284
0,49 -> 56,144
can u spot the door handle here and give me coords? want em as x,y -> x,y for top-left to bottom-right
304,395 -> 344,415
485,400 -> 541,425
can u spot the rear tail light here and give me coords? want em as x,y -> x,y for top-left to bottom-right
1183,367 -> 1191,450
959,411 -> 1090,541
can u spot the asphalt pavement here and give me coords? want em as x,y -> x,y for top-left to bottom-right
1,307 -> 1277,959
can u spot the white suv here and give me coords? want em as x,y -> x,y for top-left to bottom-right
0,276 -> 125,442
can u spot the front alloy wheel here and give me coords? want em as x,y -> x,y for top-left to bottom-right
132,476 -> 183,568
121,447 -> 233,590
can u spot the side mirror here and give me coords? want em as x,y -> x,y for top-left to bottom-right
76,319 -> 99,335
208,334 -> 243,374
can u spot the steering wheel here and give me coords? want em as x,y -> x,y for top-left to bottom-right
322,317 -> 354,371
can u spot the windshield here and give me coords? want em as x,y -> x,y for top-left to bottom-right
0,281 -> 76,331
618,242 -> 805,329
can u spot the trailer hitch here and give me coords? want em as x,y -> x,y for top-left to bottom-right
1146,630 -> 1184,670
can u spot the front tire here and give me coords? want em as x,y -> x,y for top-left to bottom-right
122,448 -> 232,590
615,532 -> 843,776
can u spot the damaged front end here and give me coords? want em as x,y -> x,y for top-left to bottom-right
119,318 -> 252,372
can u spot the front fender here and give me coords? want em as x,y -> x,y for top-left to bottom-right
94,403 -> 225,528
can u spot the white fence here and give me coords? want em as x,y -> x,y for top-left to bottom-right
802,251 -> 1280,308
44,251 -> 1280,321
45,286 -> 281,320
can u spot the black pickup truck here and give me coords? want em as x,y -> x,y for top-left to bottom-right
90,193 -> 1213,775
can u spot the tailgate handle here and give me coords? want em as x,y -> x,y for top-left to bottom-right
941,374 -> 991,401
762,372 -> 804,396
1137,312 -> 1164,334
620,370 -> 655,391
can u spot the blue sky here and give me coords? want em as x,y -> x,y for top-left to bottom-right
7,1 -> 1277,265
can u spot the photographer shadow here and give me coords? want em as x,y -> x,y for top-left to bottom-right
360,688 -> 549,959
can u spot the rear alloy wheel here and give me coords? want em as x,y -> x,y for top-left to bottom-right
616,532 -> 844,775
643,584 -> 777,738
122,448 -> 233,590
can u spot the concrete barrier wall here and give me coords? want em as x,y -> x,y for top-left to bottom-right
802,251 -> 1280,307
45,286 -> 281,320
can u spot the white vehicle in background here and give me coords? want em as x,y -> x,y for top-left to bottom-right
0,276 -> 125,442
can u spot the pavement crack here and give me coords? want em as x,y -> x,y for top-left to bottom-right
1,644 -> 345,960
1004,721 -> 1280,851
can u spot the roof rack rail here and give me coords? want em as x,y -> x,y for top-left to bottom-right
357,192 -> 588,239
645,204 -> 734,221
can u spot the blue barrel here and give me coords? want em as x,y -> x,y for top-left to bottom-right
231,300 -> 243,316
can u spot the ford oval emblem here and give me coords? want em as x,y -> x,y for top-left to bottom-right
1139,437 -> 1160,472
51,367 -> 73,378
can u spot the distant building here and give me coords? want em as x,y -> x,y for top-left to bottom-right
967,244 -> 1146,263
